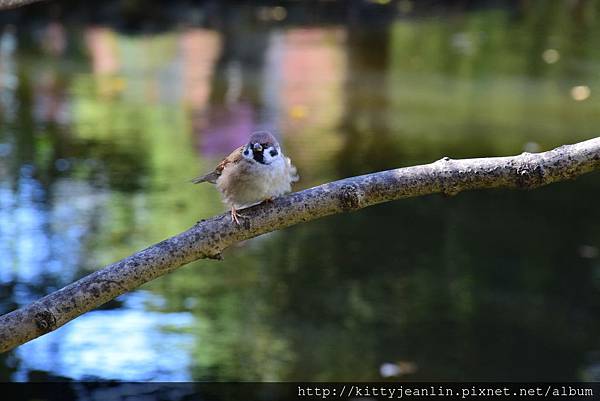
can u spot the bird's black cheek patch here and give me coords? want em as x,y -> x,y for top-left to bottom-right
270,149 -> 278,157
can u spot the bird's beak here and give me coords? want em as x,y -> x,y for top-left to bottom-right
253,143 -> 263,152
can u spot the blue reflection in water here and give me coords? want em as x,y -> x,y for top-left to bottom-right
0,175 -> 101,295
0,170 -> 195,380
14,291 -> 194,381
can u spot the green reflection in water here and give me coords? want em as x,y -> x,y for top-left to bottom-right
67,33 -> 222,266
160,6 -> 600,381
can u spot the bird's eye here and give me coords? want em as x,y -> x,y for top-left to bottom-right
269,149 -> 278,157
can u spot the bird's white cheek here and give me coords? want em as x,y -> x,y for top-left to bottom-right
262,147 -> 281,164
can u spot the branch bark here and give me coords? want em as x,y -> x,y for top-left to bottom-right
1,138 -> 599,352
0,0 -> 45,10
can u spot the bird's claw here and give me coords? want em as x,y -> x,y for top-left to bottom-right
230,208 -> 247,225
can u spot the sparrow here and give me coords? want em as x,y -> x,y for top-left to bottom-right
191,131 -> 299,224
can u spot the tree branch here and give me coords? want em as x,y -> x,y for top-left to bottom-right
0,0 -> 46,10
1,137 -> 599,352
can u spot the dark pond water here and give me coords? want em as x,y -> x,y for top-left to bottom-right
0,0 -> 599,381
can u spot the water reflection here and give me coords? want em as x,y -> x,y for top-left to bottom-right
0,0 -> 599,382
15,292 -> 193,381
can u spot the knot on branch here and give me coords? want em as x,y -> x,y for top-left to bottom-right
34,310 -> 57,334
339,184 -> 365,211
441,187 -> 460,197
439,172 -> 460,197
516,163 -> 546,188
204,251 -> 223,260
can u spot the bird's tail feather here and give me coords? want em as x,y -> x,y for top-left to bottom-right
190,171 -> 219,184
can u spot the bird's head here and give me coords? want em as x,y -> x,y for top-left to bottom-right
243,131 -> 281,165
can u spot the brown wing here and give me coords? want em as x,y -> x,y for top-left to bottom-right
190,146 -> 245,184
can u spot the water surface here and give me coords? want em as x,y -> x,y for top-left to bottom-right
0,1 -> 599,381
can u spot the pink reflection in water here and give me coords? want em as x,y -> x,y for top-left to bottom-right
281,28 -> 346,131
41,22 -> 66,57
181,29 -> 220,110
85,27 -> 119,75
201,102 -> 255,156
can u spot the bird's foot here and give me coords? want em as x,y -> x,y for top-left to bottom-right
262,197 -> 274,204
230,208 -> 247,225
